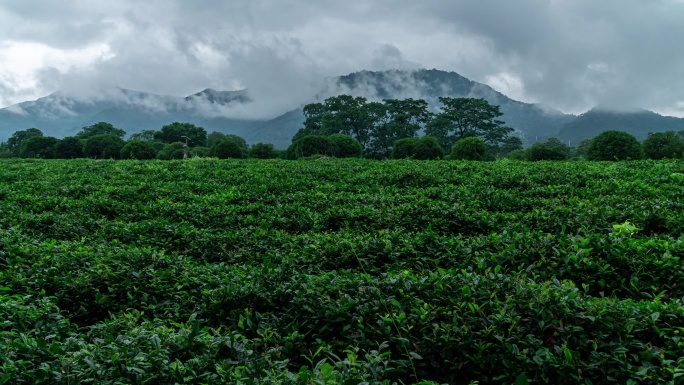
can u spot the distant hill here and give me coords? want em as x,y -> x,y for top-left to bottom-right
2,69 -> 683,149
557,107 -> 684,144
0,87 -> 264,144
253,69 -> 574,148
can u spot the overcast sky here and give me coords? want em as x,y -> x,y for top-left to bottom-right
1,0 -> 684,117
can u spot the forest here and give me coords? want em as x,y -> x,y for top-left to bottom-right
1,96 -> 683,162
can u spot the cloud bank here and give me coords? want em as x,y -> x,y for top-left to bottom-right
1,0 -> 684,118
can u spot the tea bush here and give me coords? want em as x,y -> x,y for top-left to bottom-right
1,158 -> 683,384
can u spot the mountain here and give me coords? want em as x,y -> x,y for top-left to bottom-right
557,107 -> 684,143
252,69 -> 575,147
0,87 -> 264,143
2,69 -> 684,149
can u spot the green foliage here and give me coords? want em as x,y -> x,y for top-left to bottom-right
527,138 -> 570,161
19,136 -> 59,159
54,136 -> 85,159
294,96 -> 372,146
154,122 -> 208,147
505,149 -> 529,160
156,142 -> 186,160
366,98 -> 432,158
18,136 -> 60,158
0,142 -> 11,158
328,134 -> 363,158
128,130 -> 158,142
392,136 -> 443,159
83,134 -> 126,159
451,137 -> 488,160
287,135 -> 335,159
426,97 -> 514,149
391,137 -> 420,159
120,140 -> 158,160
225,134 -> 249,153
573,138 -> 592,158
413,136 -> 444,160
189,146 -> 210,158
500,136 -> 524,156
211,140 -> 245,159
249,142 -> 277,159
587,130 -> 643,161
294,96 -> 432,159
206,131 -> 227,148
7,128 -> 43,156
643,131 -> 684,159
77,122 -> 126,140
1,159 -> 684,384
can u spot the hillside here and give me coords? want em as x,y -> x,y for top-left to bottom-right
2,69 -> 684,148
558,107 -> 684,143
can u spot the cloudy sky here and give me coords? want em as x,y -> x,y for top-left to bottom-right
1,0 -> 684,117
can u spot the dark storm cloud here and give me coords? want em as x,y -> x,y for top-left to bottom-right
1,0 -> 684,117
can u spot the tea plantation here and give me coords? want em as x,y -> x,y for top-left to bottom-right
1,158 -> 684,384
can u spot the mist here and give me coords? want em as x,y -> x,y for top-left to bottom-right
2,0 -> 684,118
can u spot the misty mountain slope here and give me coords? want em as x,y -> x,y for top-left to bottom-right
558,107 -> 684,143
0,87 -> 257,141
2,69 -> 683,149
254,69 -> 575,147
250,109 -> 305,148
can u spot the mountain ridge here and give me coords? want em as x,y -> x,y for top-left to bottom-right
2,69 -> 683,149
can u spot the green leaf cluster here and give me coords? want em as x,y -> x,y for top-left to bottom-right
1,159 -> 683,384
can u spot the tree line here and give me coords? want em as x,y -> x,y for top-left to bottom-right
289,95 -> 520,159
288,95 -> 684,161
0,122 -> 279,160
507,130 -> 684,161
2,94 -> 683,162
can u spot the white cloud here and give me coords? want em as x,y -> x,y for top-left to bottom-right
485,73 -> 528,102
1,0 -> 684,118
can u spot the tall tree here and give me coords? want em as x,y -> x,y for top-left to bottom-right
76,122 -> 126,140
7,128 -> 43,155
426,98 -> 513,150
18,136 -> 59,159
154,122 -> 207,147
224,134 -> 249,152
643,131 -> 684,159
207,131 -> 227,148
54,137 -> 85,159
84,134 -> 126,159
0,141 -> 11,158
367,98 -> 431,158
500,136 -> 524,156
129,130 -> 158,142
293,95 -> 375,148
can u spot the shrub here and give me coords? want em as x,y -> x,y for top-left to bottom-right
586,131 -> 643,161
211,140 -> 244,159
527,138 -> 569,161
505,149 -> 528,160
206,131 -> 227,148
286,136 -> 334,159
54,137 -> 85,159
414,136 -> 444,160
18,136 -> 60,159
84,134 -> 126,159
392,137 -> 444,160
391,138 -> 420,159
328,134 -> 363,158
120,140 -> 158,160
451,137 -> 488,160
190,146 -> 210,158
250,143 -> 277,159
642,131 -> 684,159
154,122 -> 207,147
156,142 -> 186,160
